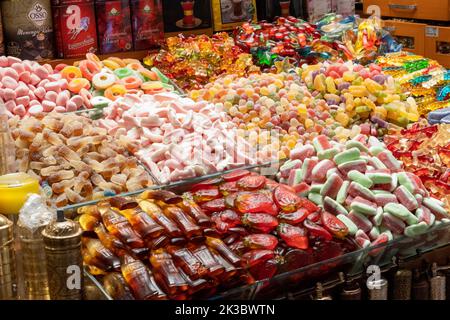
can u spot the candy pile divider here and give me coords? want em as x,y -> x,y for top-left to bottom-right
62,162 -> 450,300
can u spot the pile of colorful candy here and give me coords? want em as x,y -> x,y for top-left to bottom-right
7,112 -> 153,207
0,56 -> 86,118
79,171 -> 357,300
56,54 -> 175,110
189,72 -> 367,159
429,107 -> 450,124
376,52 -> 450,116
278,134 -> 450,247
385,121 -> 449,209
318,15 -> 401,64
97,93 -> 262,184
299,61 -> 420,129
79,192 -> 255,300
145,33 -> 259,91
234,16 -> 349,67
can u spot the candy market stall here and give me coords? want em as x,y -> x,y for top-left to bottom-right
1,1 -> 450,302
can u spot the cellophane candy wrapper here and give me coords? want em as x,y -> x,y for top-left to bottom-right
376,52 -> 450,116
145,33 -> 260,90
18,194 -> 55,233
385,121 -> 450,210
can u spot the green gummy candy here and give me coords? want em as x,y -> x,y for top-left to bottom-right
293,169 -> 303,186
397,172 -> 415,194
90,96 -> 111,109
336,181 -> 350,204
151,67 -> 169,83
373,207 -> 384,226
370,157 -> 387,169
308,193 -> 323,206
350,201 -> 377,216
348,170 -> 373,188
369,226 -> 380,239
334,147 -> 361,165
114,68 -> 133,79
318,147 -> 339,160
372,190 -> 391,195
337,214 -> 358,236
384,203 -> 418,225
310,184 -> 324,194
324,196 -> 348,215
404,221 -> 429,237
366,172 -> 392,184
346,140 -> 368,152
423,197 -> 448,216
369,145 -> 385,156
326,168 -> 339,179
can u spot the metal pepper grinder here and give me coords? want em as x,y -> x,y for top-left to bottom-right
430,263 -> 446,300
0,214 -> 16,299
412,269 -> 429,300
42,210 -> 83,300
393,269 -> 412,300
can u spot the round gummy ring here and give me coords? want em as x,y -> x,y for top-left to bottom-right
114,67 -> 134,79
61,66 -> 82,81
79,60 -> 101,81
122,76 -> 143,90
92,72 -> 117,89
104,84 -> 127,101
68,78 -> 90,93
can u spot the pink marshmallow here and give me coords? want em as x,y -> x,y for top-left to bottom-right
28,104 -> 44,116
42,100 -> 56,112
2,76 -> 18,90
3,88 -> 17,100
65,101 -> 78,112
34,87 -> 46,100
14,85 -> 29,97
29,100 -> 41,107
30,74 -> 41,86
7,57 -> 21,66
56,91 -> 69,106
69,95 -> 83,108
54,106 -> 66,113
15,96 -> 30,107
44,81 -> 61,93
13,104 -> 26,117
34,66 -> 50,79
19,71 -> 31,83
0,56 -> 9,67
45,91 -> 58,102
5,100 -> 16,112
11,63 -> 25,75
4,68 -> 19,81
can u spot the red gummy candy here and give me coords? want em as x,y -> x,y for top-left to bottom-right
241,249 -> 274,268
222,170 -> 251,182
242,213 -> 279,233
248,258 -> 278,281
191,178 -> 223,191
219,181 -> 239,195
200,198 -> 226,213
278,208 -> 309,225
235,192 -> 278,215
298,197 -> 319,213
193,186 -> 221,203
320,211 -> 348,239
273,185 -> 301,213
243,234 -> 279,250
277,223 -> 309,250
236,175 -> 266,190
303,219 -> 333,241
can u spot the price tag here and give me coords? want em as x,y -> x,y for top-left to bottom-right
426,26 -> 439,38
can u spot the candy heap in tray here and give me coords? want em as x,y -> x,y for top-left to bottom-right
385,121 -> 450,209
79,170 -> 359,300
8,112 -> 153,207
145,33 -> 260,91
278,134 -> 450,247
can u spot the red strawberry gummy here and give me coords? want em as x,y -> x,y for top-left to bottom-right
193,186 -> 221,203
298,197 -> 319,213
273,185 -> 301,213
219,181 -> 239,195
243,234 -> 278,250
277,223 -> 309,249
242,213 -> 279,233
237,175 -> 266,190
320,211 -> 349,239
303,219 -> 332,241
278,208 -> 309,225
200,198 -> 226,213
222,170 -> 251,182
235,192 -> 278,215
241,249 -> 274,268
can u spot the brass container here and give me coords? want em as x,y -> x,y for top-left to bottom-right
340,282 -> 362,300
19,226 -> 50,299
367,278 -> 388,300
393,269 -> 412,300
0,214 -> 16,299
42,213 -> 83,300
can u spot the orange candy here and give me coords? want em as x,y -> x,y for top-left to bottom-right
61,66 -> 82,81
122,76 -> 143,90
104,84 -> 127,101
68,78 -> 91,93
79,60 -> 101,81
